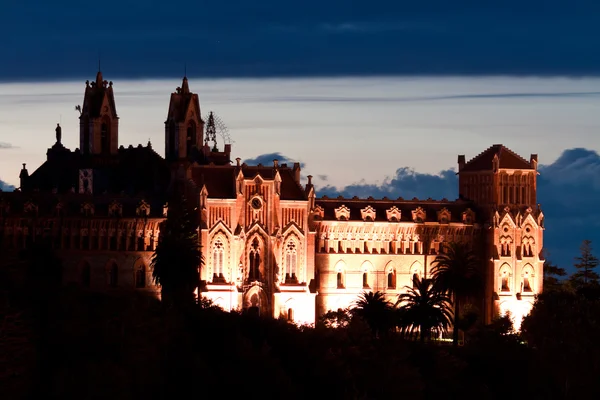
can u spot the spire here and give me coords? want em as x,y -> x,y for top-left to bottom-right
181,76 -> 190,94
96,68 -> 103,87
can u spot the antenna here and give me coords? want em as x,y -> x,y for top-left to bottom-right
184,62 -> 187,78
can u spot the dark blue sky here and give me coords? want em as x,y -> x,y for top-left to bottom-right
1,1 -> 600,80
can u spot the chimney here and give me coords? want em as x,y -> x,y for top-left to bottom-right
305,175 -> 313,192
273,159 -> 279,168
457,155 -> 465,172
236,157 -> 241,167
293,162 -> 301,184
530,154 -> 538,170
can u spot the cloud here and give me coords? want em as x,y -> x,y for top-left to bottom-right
246,147 -> 600,272
243,152 -> 305,168
0,178 -> 15,191
0,142 -> 15,149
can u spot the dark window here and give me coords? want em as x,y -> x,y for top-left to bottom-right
362,272 -> 368,288
387,272 -> 394,289
287,308 -> 294,321
337,272 -> 344,288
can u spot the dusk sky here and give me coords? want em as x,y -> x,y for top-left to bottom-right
1,1 -> 600,270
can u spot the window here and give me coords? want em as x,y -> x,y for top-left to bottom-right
135,264 -> 146,288
337,272 -> 344,289
287,308 -> 294,321
249,238 -> 260,281
186,121 -> 196,157
213,239 -> 225,282
412,273 -> 419,289
108,263 -> 118,287
100,122 -> 110,154
285,241 -> 298,283
500,268 -> 511,292
362,272 -> 369,288
387,271 -> 395,289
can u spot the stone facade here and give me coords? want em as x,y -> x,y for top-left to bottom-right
0,73 -> 545,328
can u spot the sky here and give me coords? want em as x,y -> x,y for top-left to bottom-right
1,1 -> 600,271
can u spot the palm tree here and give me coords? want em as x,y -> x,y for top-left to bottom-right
430,241 -> 481,346
396,277 -> 453,342
151,193 -> 201,308
352,291 -> 394,337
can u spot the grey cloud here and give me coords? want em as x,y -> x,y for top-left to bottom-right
0,178 -> 15,191
0,142 -> 15,149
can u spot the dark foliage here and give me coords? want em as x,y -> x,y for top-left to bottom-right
569,239 -> 600,288
351,291 -> 395,337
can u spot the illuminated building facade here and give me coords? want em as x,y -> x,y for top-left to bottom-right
0,74 -> 544,327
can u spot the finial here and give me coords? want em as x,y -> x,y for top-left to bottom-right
22,163 -> 26,170
307,175 -> 313,185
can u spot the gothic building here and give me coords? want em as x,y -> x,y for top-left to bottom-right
0,72 -> 544,328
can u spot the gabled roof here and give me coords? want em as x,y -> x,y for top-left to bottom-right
80,71 -> 118,119
165,77 -> 202,124
460,144 -> 534,172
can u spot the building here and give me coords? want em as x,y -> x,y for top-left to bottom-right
0,72 -> 544,328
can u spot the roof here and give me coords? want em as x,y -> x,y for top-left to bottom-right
24,144 -> 170,197
315,197 -> 477,223
191,164 -> 307,201
460,144 -> 534,172
81,71 -> 118,119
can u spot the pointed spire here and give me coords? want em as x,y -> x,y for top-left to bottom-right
96,69 -> 103,87
181,76 -> 190,94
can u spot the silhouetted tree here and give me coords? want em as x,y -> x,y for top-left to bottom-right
396,277 -> 453,342
543,259 -> 567,292
430,242 -> 481,346
569,239 -> 600,289
351,291 -> 394,337
151,194 -> 201,308
318,308 -> 352,329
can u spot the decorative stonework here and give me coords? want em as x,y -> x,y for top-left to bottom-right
334,205 -> 350,221
136,200 -> 150,217
437,207 -> 451,224
109,200 -> 122,217
81,202 -> 94,216
386,206 -> 401,222
360,205 -> 376,221
411,207 -> 426,223
312,205 -> 324,220
462,208 -> 475,224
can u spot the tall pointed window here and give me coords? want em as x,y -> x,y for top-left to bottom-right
387,268 -> 395,289
135,264 -> 146,288
213,239 -> 225,282
186,121 -> 196,157
285,241 -> 297,283
101,122 -> 109,154
337,272 -> 344,289
249,238 -> 260,281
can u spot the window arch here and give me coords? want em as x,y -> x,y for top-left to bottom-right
410,262 -> 422,289
334,260 -> 346,289
385,262 -> 396,289
360,261 -> 373,289
212,237 -> 225,283
248,237 -> 261,281
284,239 -> 298,283
106,261 -> 118,288
100,117 -> 111,154
499,264 -> 512,292
522,237 -> 535,258
521,264 -> 535,293
186,120 -> 196,157
135,262 -> 146,288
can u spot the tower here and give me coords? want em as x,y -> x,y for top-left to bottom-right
79,71 -> 119,155
164,77 -> 204,161
458,145 -> 544,328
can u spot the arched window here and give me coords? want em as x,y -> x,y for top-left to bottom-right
186,121 -> 196,157
168,121 -> 177,159
100,120 -> 110,154
135,264 -> 146,288
499,264 -> 512,292
337,272 -> 344,288
287,308 -> 294,321
410,262 -> 422,289
213,238 -> 225,282
362,272 -> 369,288
107,262 -> 118,288
386,265 -> 396,289
249,238 -> 260,281
522,265 -> 534,293
81,262 -> 91,288
412,273 -> 419,288
285,240 -> 297,283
